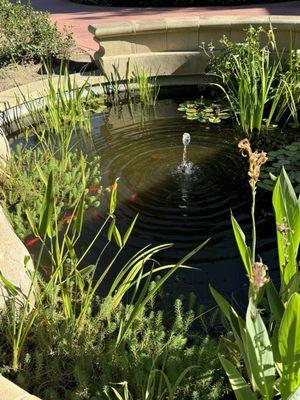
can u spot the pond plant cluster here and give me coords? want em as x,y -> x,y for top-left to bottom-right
0,13 -> 299,400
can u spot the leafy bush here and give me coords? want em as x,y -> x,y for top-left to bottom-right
0,0 -> 73,65
71,0 -> 289,7
210,139 -> 300,400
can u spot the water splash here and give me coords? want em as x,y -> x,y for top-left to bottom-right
180,132 -> 193,174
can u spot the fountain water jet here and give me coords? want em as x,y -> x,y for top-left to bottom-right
180,132 -> 192,174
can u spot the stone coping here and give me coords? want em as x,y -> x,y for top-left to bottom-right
0,375 -> 40,400
89,15 -> 300,38
89,15 -> 300,77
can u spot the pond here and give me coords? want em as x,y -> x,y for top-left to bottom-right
77,91 -> 282,306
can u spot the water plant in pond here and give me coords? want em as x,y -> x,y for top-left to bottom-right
259,141 -> 300,193
15,63 -> 106,141
178,98 -> 231,123
0,160 -> 214,398
204,26 -> 300,135
210,139 -> 300,399
0,143 -> 101,240
101,59 -> 159,106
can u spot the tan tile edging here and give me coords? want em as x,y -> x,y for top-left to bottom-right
0,375 -> 40,400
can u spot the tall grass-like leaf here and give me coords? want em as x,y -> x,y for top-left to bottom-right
266,280 -> 285,324
219,355 -> 257,400
38,170 -> 54,238
273,168 -> 300,289
279,293 -> 300,399
231,213 -> 252,277
245,299 -> 275,399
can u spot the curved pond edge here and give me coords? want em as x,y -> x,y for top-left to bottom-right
89,15 -> 300,77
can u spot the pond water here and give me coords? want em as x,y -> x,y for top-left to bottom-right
79,95 -> 279,305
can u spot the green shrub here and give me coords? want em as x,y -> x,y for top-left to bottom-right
0,0 -> 73,65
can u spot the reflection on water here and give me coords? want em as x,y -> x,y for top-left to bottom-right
82,99 -> 277,304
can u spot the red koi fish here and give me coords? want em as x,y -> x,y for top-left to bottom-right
61,213 -> 74,224
88,185 -> 100,194
130,193 -> 137,202
25,237 -> 39,247
91,209 -> 100,219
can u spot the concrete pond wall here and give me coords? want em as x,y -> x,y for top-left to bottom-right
89,15 -> 300,81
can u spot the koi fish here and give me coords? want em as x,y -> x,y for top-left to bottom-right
91,209 -> 100,219
130,193 -> 137,202
88,185 -> 100,194
61,214 -> 74,224
108,183 -> 116,191
25,237 -> 39,247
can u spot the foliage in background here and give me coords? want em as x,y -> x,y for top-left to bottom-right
259,141 -> 300,194
178,98 -> 231,123
210,139 -> 300,399
71,0 -> 289,7
0,0 -> 73,66
205,26 -> 300,136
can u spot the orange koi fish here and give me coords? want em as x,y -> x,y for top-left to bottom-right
25,237 -> 39,247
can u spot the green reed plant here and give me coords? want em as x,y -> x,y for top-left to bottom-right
15,63 -> 106,145
101,59 -> 159,106
132,64 -> 159,107
210,139 -> 300,400
204,26 -> 300,136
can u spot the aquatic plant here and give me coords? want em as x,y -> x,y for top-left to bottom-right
0,143 -> 101,240
178,98 -> 231,123
101,59 -> 159,106
210,139 -> 300,399
15,63 -> 106,144
132,64 -> 159,107
204,26 -> 300,136
259,141 -> 300,193
0,166 -> 209,396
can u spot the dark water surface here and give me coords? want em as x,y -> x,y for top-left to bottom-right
78,97 -> 278,306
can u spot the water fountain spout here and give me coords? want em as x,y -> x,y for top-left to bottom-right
181,132 -> 191,173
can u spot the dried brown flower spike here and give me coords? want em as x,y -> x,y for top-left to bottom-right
238,139 -> 268,190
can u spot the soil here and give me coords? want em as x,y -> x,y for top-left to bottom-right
0,63 -> 44,92
0,47 -> 94,93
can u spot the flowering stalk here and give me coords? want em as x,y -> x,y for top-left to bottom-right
238,139 -> 269,296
